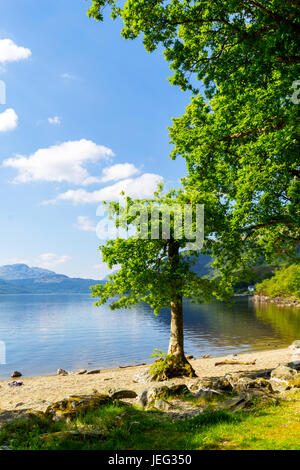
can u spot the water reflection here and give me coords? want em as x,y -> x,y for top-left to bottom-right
0,294 -> 299,379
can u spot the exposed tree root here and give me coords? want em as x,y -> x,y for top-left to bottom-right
151,355 -> 197,381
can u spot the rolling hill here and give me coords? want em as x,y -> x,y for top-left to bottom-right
0,264 -> 103,294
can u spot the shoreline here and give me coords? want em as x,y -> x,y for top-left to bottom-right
252,294 -> 300,308
0,347 -> 294,412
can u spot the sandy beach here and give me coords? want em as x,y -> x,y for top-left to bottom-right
0,347 -> 294,412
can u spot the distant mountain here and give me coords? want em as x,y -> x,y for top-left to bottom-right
190,255 -> 214,277
0,264 -> 103,294
0,264 -> 68,281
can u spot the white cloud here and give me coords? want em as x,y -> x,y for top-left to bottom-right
3,254 -> 71,271
61,73 -> 77,80
48,116 -> 61,126
3,139 -> 115,185
0,39 -> 31,64
101,163 -> 140,182
76,216 -> 96,232
37,253 -> 71,270
0,108 -> 18,132
47,173 -> 163,204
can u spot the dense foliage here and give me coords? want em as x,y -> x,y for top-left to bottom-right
88,0 -> 300,281
256,264 -> 300,299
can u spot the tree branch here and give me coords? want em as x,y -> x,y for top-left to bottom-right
222,121 -> 286,142
242,0 -> 300,32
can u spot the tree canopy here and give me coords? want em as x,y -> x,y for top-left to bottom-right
91,190 -> 227,377
91,190 -> 227,315
88,0 -> 300,279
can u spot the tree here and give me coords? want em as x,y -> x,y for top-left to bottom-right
91,190 -> 225,379
88,0 -> 300,278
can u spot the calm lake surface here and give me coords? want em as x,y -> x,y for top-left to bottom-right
0,294 -> 299,379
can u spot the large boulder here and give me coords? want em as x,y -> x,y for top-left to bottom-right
136,383 -> 190,408
234,377 -> 273,394
0,409 -> 42,430
45,394 -> 112,421
220,390 -> 276,412
136,386 -> 170,408
133,369 -> 156,384
188,378 -> 214,392
189,377 -> 233,394
270,365 -> 297,381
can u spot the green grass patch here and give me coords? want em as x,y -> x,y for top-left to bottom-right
0,392 -> 299,450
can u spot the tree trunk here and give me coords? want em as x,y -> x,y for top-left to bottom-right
168,296 -> 185,359
151,238 -> 197,380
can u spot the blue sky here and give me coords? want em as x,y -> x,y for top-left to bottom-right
0,0 -> 192,279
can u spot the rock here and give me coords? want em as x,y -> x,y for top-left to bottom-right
234,377 -> 273,394
269,378 -> 289,393
133,369 -> 156,384
291,340 -> 300,349
224,372 -> 247,387
45,394 -> 112,421
194,389 -> 222,398
57,368 -> 68,376
202,355 -> 211,358
189,377 -> 232,393
186,355 -> 194,360
11,371 -> 22,378
0,409 -> 42,429
288,361 -> 300,371
109,389 -> 137,400
168,384 -> 190,396
136,383 -> 189,408
0,446 -> 11,450
220,390 -> 275,412
188,378 -> 215,392
136,386 -> 169,408
221,393 -> 250,411
136,389 -> 149,408
86,369 -> 101,375
270,365 -> 297,381
154,399 -> 174,411
213,377 -> 233,392
76,369 -> 87,375
146,386 -> 170,402
287,374 -> 300,389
